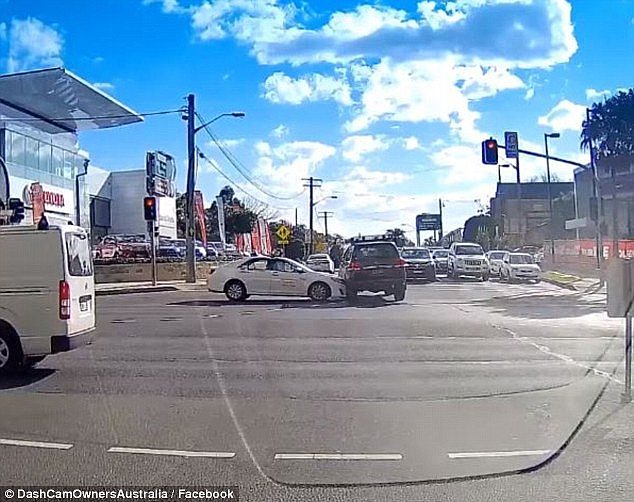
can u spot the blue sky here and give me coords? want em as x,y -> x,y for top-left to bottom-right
1,0 -> 633,237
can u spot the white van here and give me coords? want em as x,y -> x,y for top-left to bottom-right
0,224 -> 95,373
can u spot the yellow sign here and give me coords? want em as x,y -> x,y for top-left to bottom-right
276,225 -> 291,241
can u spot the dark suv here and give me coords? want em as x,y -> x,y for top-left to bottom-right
339,240 -> 407,301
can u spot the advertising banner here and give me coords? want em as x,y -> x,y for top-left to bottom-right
30,182 -> 45,223
194,190 -> 206,247
216,195 -> 226,246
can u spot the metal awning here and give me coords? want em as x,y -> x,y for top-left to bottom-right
0,67 -> 143,134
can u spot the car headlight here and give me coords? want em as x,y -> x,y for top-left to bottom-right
456,258 -> 464,265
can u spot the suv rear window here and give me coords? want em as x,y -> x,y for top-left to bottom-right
455,245 -> 484,255
353,243 -> 399,261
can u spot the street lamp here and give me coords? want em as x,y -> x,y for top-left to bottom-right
498,163 -> 516,184
185,93 -> 245,283
544,132 -> 560,261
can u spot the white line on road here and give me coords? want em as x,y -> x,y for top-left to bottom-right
274,453 -> 403,461
107,446 -> 235,458
0,438 -> 73,450
448,449 -> 552,459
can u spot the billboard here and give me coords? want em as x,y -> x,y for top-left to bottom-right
157,196 -> 177,239
146,151 -> 176,197
416,213 -> 442,231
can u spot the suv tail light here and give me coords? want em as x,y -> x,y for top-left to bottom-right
59,280 -> 71,320
394,258 -> 407,268
349,261 -> 363,271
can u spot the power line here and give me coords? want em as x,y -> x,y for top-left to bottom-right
197,148 -> 291,211
196,112 -> 305,201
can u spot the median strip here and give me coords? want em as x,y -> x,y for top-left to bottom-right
274,453 -> 402,461
0,438 -> 73,450
107,446 -> 235,458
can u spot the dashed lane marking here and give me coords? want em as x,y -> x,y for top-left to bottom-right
274,453 -> 402,461
107,446 -> 235,458
110,319 -> 137,324
448,449 -> 552,459
0,438 -> 73,450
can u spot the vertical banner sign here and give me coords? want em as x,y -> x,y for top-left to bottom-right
216,195 -> 226,246
504,131 -> 519,159
194,190 -> 207,247
30,182 -> 45,223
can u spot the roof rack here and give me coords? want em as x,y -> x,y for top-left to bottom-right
349,234 -> 396,243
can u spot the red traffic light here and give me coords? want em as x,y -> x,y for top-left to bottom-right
143,196 -> 157,221
481,138 -> 498,165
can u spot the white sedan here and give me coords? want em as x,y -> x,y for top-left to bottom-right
305,253 -> 335,273
208,256 -> 346,301
500,252 -> 542,283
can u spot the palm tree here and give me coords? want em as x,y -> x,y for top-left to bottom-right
581,89 -> 634,171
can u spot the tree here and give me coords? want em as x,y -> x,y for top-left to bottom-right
175,193 -> 186,238
581,89 -> 634,171
386,228 -> 415,247
218,186 -> 235,205
527,172 -> 563,183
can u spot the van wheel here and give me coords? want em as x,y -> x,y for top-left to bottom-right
0,328 -> 23,375
394,285 -> 406,301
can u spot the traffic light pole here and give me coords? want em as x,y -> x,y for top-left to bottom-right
185,94 -> 197,283
148,221 -> 157,286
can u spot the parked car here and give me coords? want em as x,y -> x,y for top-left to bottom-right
172,238 -> 207,260
486,250 -> 508,277
339,240 -> 407,301
94,234 -> 150,260
207,241 -> 225,257
447,242 -> 489,281
306,253 -> 335,273
500,252 -> 541,283
208,256 -> 346,302
157,239 -> 182,260
514,245 -> 544,264
401,247 -> 436,281
432,249 -> 449,275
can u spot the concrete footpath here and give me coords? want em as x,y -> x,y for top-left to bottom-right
95,280 -> 208,296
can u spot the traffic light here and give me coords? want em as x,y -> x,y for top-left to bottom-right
481,138 -> 498,165
8,198 -> 25,224
143,196 -> 157,221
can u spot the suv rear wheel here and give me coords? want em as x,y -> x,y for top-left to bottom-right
394,284 -> 406,301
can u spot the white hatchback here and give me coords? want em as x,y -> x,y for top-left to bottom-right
208,256 -> 346,301
500,252 -> 542,283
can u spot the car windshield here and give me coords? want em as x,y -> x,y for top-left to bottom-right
3,1 -> 630,498
510,254 -> 534,264
401,249 -> 430,259
455,245 -> 484,255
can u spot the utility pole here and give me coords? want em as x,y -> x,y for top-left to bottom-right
438,198 -> 444,242
185,93 -> 196,283
544,133 -> 557,262
295,207 -> 298,227
516,155 -> 523,245
302,177 -> 322,255
319,211 -> 334,240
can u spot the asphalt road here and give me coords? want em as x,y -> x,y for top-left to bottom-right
0,277 -> 631,501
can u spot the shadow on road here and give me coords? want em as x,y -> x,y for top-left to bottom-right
0,368 -> 55,390
168,295 -> 402,310
469,293 -> 605,320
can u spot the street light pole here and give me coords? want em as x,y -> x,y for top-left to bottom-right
544,132 -> 560,263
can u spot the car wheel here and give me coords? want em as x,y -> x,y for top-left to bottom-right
482,273 -> 489,282
394,284 -> 406,301
309,282 -> 331,302
0,327 -> 22,375
224,280 -> 247,302
534,279 -> 541,284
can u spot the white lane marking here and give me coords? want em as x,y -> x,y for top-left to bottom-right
274,453 -> 402,461
0,438 -> 73,450
110,319 -> 137,324
448,449 -> 552,459
107,446 -> 235,458
499,325 -> 623,385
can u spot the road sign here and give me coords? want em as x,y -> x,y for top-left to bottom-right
565,217 -> 588,230
416,213 -> 442,231
504,131 -> 519,159
276,225 -> 291,242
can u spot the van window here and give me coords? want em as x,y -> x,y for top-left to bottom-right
65,232 -> 93,276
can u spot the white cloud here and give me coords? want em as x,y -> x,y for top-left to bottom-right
7,17 -> 64,73
143,0 -> 187,14
341,135 -> 390,162
524,87 -> 535,100
254,140 -> 336,194
0,22 -> 7,41
585,88 -> 610,102
219,138 -> 245,148
538,99 -> 586,132
271,124 -> 289,139
93,82 -> 114,91
402,136 -> 422,150
262,72 -> 352,105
